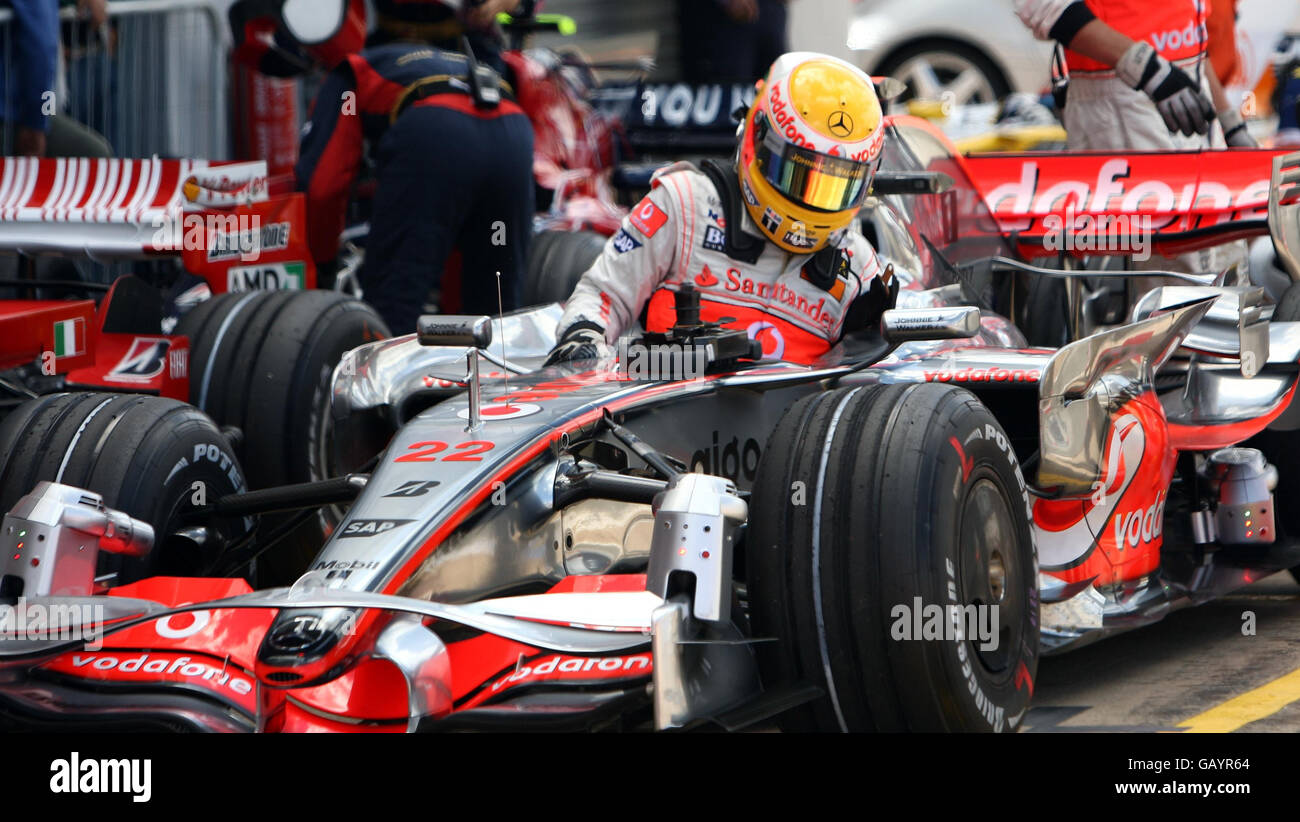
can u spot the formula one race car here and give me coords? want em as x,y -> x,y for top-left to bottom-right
2,120 -> 1300,733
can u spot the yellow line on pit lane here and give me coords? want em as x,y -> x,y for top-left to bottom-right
1177,667 -> 1300,732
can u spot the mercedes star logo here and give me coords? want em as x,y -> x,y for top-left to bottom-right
828,110 -> 854,138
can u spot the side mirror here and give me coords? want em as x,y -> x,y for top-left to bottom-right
280,0 -> 347,45
881,306 -> 980,343
417,315 -> 493,349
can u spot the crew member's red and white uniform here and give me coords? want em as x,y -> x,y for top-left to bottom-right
556,161 -> 884,365
1015,0 -> 1219,150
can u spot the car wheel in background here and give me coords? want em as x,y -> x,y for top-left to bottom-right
178,290 -> 389,582
876,39 -> 1010,106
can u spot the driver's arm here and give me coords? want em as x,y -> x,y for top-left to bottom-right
552,183 -> 681,353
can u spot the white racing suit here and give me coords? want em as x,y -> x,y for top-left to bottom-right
556,161 -> 886,365
1014,0 -> 1243,276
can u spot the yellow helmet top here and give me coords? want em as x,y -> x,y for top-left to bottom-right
738,52 -> 885,254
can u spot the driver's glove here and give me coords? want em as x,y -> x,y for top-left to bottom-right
545,323 -> 614,366
1116,41 -> 1216,138
1218,107 -> 1258,147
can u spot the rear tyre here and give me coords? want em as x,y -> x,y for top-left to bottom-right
1019,275 -> 1069,348
747,383 -> 1038,731
177,290 -> 389,580
522,230 -> 606,306
0,393 -> 248,584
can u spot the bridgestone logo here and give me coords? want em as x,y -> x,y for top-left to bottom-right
207,220 -> 290,262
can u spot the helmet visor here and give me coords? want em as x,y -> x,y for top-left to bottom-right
754,112 -> 875,212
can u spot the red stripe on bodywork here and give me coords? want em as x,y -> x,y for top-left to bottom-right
1167,382 -> 1297,451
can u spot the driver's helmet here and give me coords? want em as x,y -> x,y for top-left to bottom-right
738,52 -> 884,254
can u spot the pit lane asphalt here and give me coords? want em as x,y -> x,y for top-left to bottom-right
1025,571 -> 1300,732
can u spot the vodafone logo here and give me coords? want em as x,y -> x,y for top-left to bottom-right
457,402 -> 542,422
629,198 -> 668,237
155,610 -> 211,639
747,321 -> 785,359
1114,491 -> 1166,550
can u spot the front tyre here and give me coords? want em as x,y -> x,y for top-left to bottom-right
0,393 -> 248,584
746,383 -> 1038,732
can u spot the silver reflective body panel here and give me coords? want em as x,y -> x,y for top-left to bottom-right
318,353 -> 838,601
1037,297 -> 1215,494
0,482 -> 154,597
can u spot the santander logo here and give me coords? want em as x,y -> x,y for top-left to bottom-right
695,266 -> 719,287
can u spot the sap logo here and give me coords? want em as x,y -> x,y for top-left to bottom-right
611,229 -> 641,254
106,337 -> 170,383
1113,491 -> 1165,550
703,225 -> 726,252
339,519 -> 414,538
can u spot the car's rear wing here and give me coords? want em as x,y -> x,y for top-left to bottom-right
0,157 -> 270,256
0,157 -> 315,292
963,147 -> 1294,260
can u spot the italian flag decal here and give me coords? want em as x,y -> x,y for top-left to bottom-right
53,317 -> 85,357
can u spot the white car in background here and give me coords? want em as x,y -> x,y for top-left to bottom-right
847,0 -> 1053,104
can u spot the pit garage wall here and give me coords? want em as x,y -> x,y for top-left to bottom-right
533,0 -> 854,81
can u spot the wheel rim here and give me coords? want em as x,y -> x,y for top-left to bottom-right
891,53 -> 997,105
957,474 -> 1024,679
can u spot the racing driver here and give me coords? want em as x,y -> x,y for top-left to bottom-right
546,52 -> 893,367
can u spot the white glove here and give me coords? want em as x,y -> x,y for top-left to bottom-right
1218,107 -> 1258,147
1116,41 -> 1216,138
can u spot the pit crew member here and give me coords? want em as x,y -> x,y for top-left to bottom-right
546,52 -> 894,367
1014,0 -> 1250,275
295,0 -> 534,334
1014,0 -> 1255,150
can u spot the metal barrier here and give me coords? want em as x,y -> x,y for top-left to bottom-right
0,0 -> 230,159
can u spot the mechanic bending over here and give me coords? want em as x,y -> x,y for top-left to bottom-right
547,52 -> 896,367
296,0 -> 532,334
1015,0 -> 1254,150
